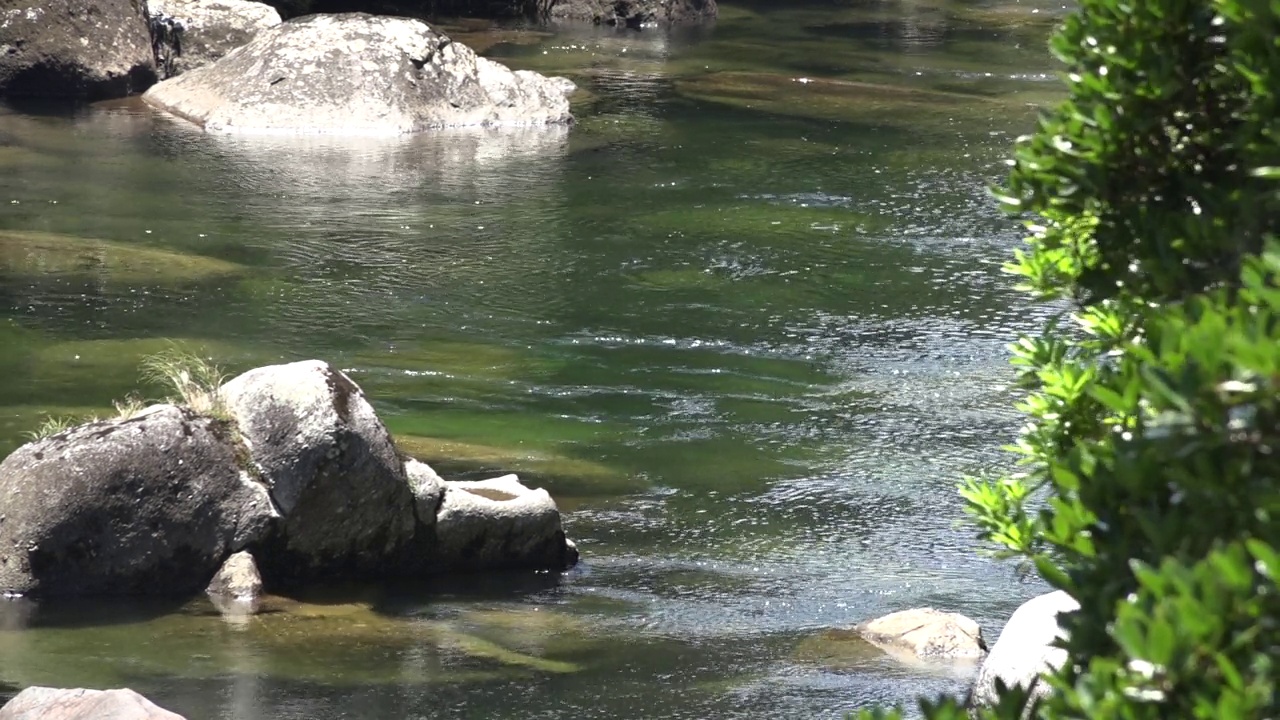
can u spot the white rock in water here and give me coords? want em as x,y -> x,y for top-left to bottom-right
969,590 -> 1080,711
142,12 -> 576,136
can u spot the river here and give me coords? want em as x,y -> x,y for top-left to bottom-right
0,1 -> 1065,717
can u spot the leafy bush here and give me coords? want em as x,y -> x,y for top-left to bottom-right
856,0 -> 1280,718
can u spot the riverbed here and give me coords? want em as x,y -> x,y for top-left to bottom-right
0,1 -> 1064,717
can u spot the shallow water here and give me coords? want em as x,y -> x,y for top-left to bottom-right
0,1 -> 1065,717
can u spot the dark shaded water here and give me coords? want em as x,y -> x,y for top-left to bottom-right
0,1 -> 1066,717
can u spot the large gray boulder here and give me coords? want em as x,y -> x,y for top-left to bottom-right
433,474 -> 578,572
220,360 -> 419,585
147,0 -> 282,78
0,687 -> 186,720
142,13 -> 576,135
969,590 -> 1080,713
0,404 -> 275,597
0,0 -> 157,100
547,0 -> 717,27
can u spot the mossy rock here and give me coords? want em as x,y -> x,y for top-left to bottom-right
674,71 -> 1022,129
632,200 -> 884,241
393,434 -> 646,496
0,230 -> 245,284
351,339 -> 561,383
0,145 -> 58,170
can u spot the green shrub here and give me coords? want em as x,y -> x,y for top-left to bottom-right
855,0 -> 1280,717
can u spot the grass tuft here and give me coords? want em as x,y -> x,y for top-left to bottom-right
24,414 -> 89,441
112,393 -> 149,420
140,345 -> 232,420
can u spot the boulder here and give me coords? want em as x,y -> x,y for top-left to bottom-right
969,590 -> 1080,712
219,360 -> 418,585
0,0 -> 157,100
141,13 -> 576,135
434,474 -> 578,571
856,607 -> 986,660
205,549 -> 263,605
0,687 -> 186,720
146,0 -> 282,78
0,405 -> 275,597
546,0 -> 717,27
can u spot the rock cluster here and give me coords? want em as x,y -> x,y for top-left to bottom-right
0,2 -> 576,135
0,360 -> 578,602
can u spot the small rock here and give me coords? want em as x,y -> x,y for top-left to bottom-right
968,590 -> 1080,712
856,607 -> 986,660
405,458 -> 446,531
205,550 -> 262,606
0,687 -> 186,720
434,474 -> 578,572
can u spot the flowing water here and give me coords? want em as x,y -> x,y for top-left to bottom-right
0,1 -> 1067,717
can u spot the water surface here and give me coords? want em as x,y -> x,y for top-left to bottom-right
0,1 -> 1065,717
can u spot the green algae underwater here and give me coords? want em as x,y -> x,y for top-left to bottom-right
0,1 -> 1066,717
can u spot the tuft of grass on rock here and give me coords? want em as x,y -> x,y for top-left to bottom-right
112,393 -> 149,420
24,414 -> 88,441
140,346 -> 232,421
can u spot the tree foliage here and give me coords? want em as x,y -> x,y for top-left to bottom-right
857,0 -> 1280,717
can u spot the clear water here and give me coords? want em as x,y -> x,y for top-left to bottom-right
0,1 -> 1067,717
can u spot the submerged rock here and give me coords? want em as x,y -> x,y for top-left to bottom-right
220,360 -> 418,585
856,607 -> 986,661
0,687 -> 186,720
142,13 -> 576,135
793,628 -> 884,670
147,0 -> 282,78
0,0 -> 157,100
0,405 -> 275,598
434,475 -> 578,571
547,0 -> 717,27
969,590 -> 1079,712
0,230 -> 246,285
394,434 -> 645,496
